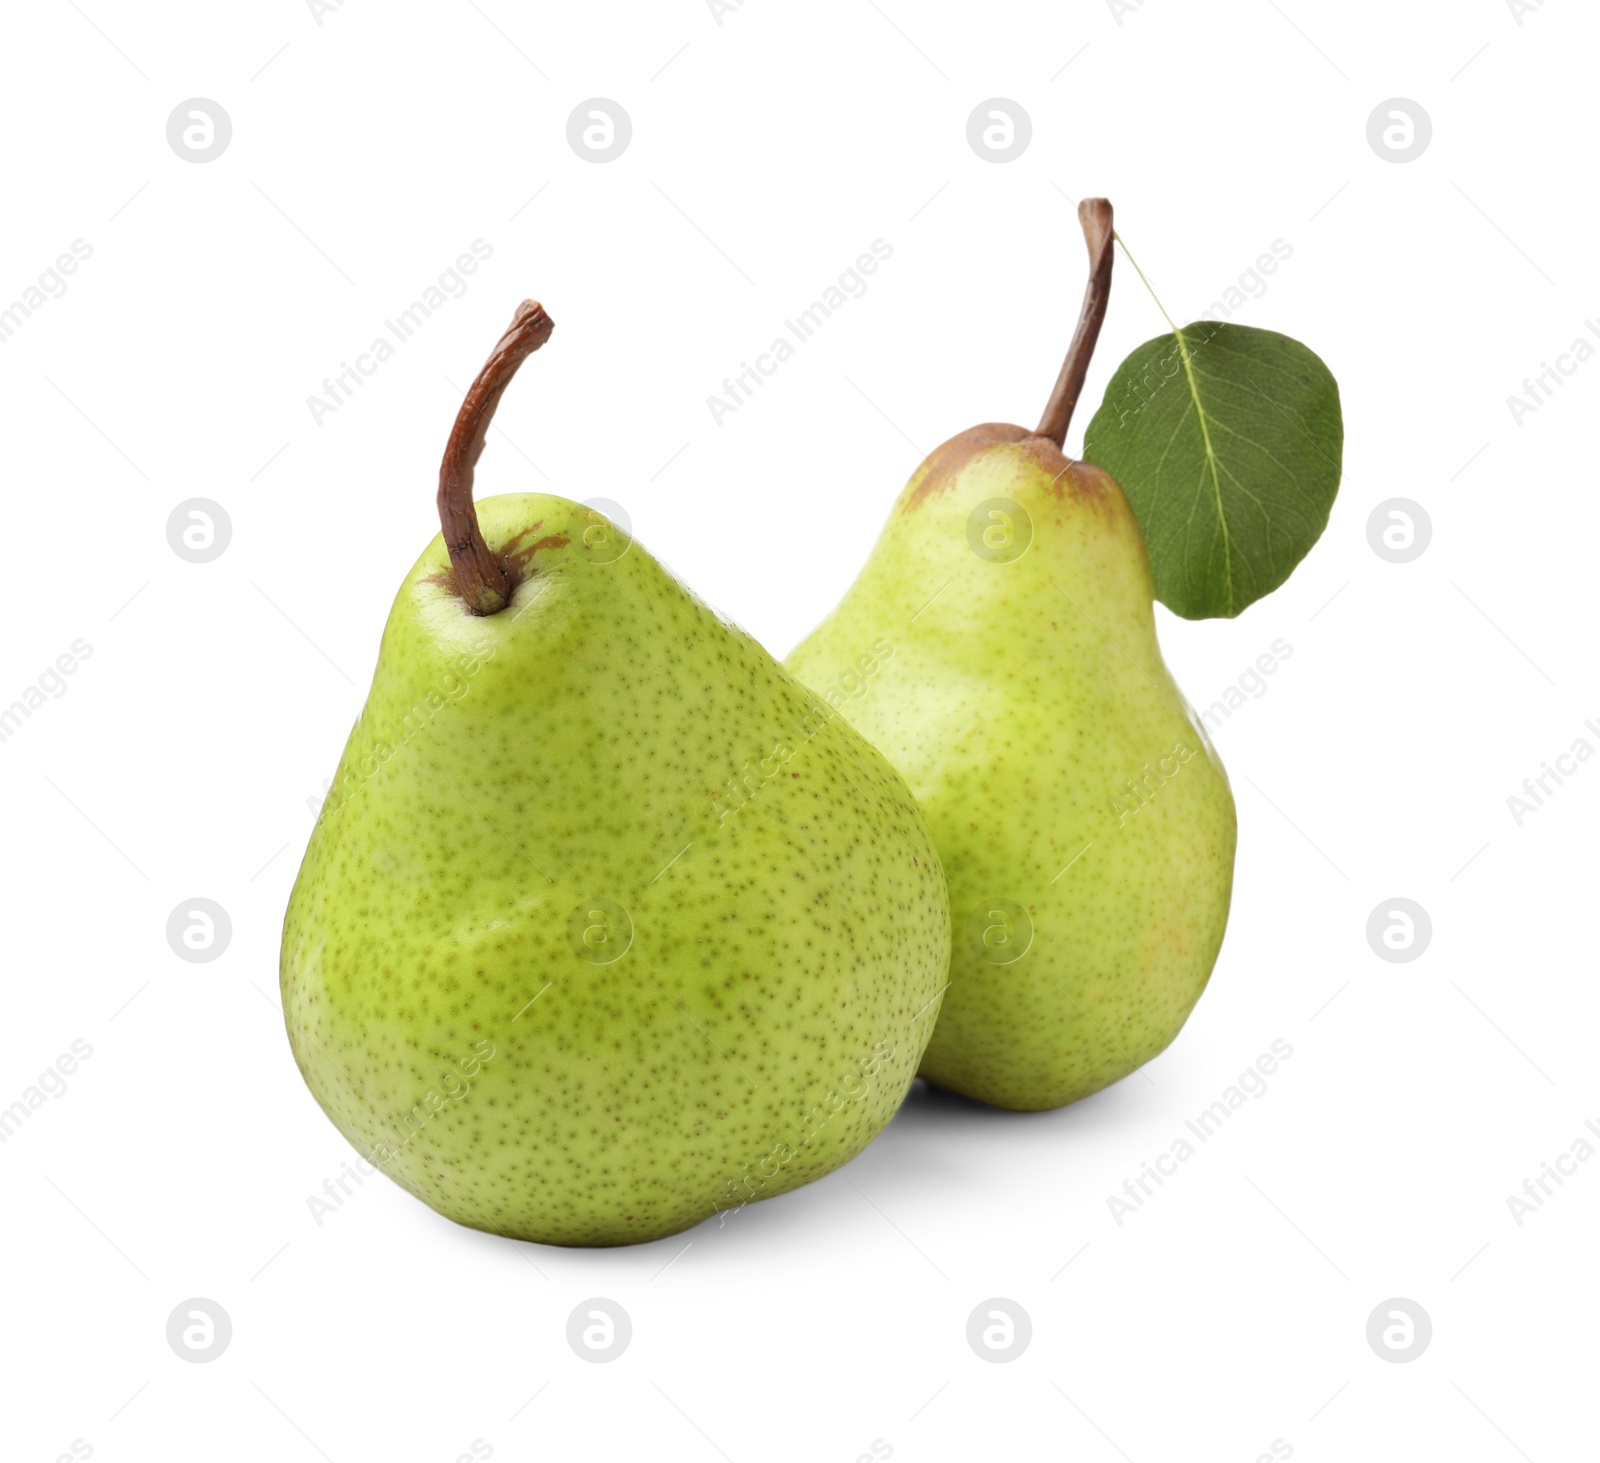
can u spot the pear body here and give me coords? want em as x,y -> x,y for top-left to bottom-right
787,430 -> 1236,1111
282,495 -> 949,1245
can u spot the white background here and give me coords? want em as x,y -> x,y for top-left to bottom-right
2,1 -> 1595,1458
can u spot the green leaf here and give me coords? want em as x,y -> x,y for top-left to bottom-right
1083,321 -> 1343,619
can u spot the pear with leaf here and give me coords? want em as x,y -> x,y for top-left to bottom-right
281,302 -> 951,1244
787,201 -> 1238,1111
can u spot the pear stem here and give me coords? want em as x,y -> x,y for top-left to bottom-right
437,299 -> 554,615
1034,197 -> 1114,449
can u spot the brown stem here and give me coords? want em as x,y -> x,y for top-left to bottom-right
437,299 -> 554,614
1034,197 -> 1114,448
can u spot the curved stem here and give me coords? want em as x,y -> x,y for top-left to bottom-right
437,299 -> 554,614
1034,197 -> 1114,448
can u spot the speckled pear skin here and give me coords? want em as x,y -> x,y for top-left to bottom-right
281,494 -> 949,1246
786,428 -> 1236,1112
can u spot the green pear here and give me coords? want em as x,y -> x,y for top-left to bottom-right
281,302 -> 950,1245
786,202 -> 1236,1112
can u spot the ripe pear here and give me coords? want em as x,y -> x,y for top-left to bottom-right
786,202 -> 1236,1112
281,302 -> 950,1245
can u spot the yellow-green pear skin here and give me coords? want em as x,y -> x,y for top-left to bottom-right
281,494 -> 949,1246
786,427 -> 1236,1111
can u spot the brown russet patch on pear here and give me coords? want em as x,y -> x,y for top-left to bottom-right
903,423 -> 1030,510
498,522 -> 546,559
1062,460 -> 1119,502
503,530 -> 569,575
425,564 -> 478,600
425,524 -> 570,602
902,425 -> 1126,524
785,200 -> 1236,1113
1023,442 -> 1125,515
